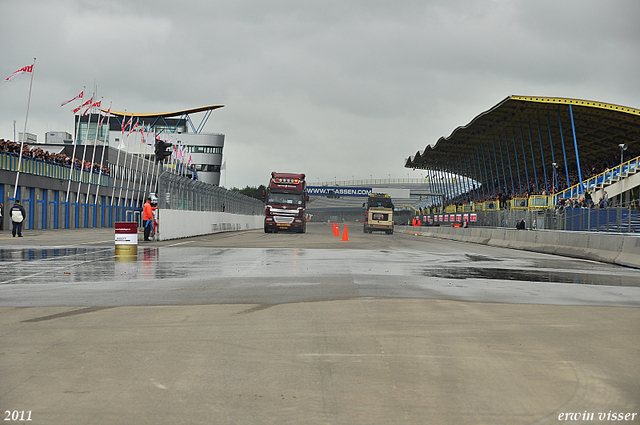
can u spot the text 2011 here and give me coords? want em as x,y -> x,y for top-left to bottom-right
4,411 -> 32,421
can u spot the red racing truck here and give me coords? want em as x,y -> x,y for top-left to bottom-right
263,172 -> 309,233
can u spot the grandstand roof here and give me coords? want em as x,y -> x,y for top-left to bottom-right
103,105 -> 224,118
405,96 -> 640,187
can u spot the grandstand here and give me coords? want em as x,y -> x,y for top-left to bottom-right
403,95 -> 640,232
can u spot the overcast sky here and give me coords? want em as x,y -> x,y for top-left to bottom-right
1,0 -> 638,189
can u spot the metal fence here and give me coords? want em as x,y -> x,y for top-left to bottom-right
463,207 -> 640,233
157,171 -> 263,215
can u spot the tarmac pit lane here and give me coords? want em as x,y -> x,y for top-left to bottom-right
1,246 -> 640,308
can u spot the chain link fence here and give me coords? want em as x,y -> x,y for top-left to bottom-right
156,171 -> 263,215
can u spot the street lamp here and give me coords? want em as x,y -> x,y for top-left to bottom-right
619,143 -> 628,164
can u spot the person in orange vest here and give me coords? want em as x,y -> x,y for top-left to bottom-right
143,197 -> 157,241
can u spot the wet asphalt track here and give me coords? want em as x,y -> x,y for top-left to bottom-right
0,223 -> 639,307
1,223 -> 639,424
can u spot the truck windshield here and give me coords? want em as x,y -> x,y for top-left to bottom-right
368,197 -> 393,208
268,192 -> 304,205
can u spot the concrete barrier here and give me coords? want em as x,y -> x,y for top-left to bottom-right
157,210 -> 264,241
401,225 -> 640,269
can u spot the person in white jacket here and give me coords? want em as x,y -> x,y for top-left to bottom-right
10,200 -> 26,237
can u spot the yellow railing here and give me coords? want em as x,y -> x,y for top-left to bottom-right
509,197 -> 528,210
0,152 -> 110,186
483,201 -> 498,211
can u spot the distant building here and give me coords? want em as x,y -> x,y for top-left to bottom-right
18,132 -> 37,144
74,105 -> 225,186
45,131 -> 73,144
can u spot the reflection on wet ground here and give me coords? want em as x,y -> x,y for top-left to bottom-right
1,246 -> 639,307
421,267 -> 640,287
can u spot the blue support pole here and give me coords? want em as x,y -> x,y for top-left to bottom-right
28,188 -> 34,231
474,147 -> 486,200
458,157 -> 469,200
480,146 -> 491,199
62,201 -> 69,229
568,104 -> 584,194
40,189 -> 47,229
459,155 -> 470,203
497,136 -> 508,194
52,190 -> 59,229
469,154 -> 482,201
519,128 -> 531,193
503,135 -> 516,196
448,159 -> 459,203
437,167 -> 448,204
527,124 -> 539,193
512,132 -> 522,194
466,153 -> 478,202
482,146 -> 496,199
546,115 -> 559,193
536,119 -> 548,193
557,110 -> 571,189
453,157 -> 462,203
492,139 -> 502,194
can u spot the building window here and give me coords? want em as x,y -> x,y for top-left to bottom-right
187,146 -> 223,154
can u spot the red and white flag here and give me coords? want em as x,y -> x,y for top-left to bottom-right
127,119 -> 140,136
74,96 -> 93,114
99,107 -> 111,127
4,63 -> 34,82
61,90 -> 83,107
122,116 -> 132,134
82,100 -> 101,115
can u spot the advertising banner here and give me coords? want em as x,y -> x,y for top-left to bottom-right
307,186 -> 372,197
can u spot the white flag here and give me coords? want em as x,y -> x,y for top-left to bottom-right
5,63 -> 33,82
61,90 -> 84,107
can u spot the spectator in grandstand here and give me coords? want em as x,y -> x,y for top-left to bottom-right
0,202 -> 3,230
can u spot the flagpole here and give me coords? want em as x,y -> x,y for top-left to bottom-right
12,57 -> 36,200
131,122 -> 144,210
95,102 -> 112,201
76,91 -> 96,203
111,110 -> 127,207
137,127 -> 152,203
66,86 -> 86,202
116,112 -> 130,209
85,96 -> 103,204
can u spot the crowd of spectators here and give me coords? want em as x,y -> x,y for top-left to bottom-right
433,145 -> 640,210
0,138 -> 110,176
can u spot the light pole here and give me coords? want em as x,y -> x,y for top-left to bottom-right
619,143 -> 628,165
552,162 -> 558,193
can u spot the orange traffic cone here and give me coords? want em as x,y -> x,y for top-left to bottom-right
333,223 -> 340,237
341,224 -> 349,241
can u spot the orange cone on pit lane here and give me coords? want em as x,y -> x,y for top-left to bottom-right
341,224 -> 349,241
333,223 -> 340,237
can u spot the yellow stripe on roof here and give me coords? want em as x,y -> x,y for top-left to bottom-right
510,96 -> 640,116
